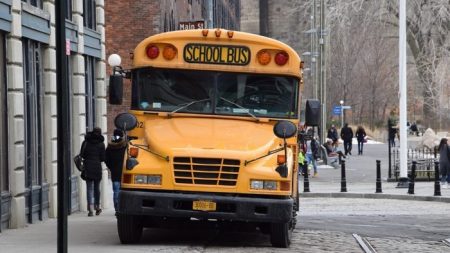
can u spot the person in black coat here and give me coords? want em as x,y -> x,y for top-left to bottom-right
105,129 -> 127,213
340,123 -> 354,156
81,127 -> 105,216
355,126 -> 367,155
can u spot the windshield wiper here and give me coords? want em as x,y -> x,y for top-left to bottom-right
219,97 -> 259,121
169,98 -> 210,115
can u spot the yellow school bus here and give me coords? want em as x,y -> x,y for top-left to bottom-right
108,28 -> 310,248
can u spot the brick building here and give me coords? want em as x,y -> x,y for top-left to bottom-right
105,0 -> 241,132
0,0 -> 107,231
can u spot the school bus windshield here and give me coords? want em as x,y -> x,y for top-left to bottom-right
131,68 -> 299,119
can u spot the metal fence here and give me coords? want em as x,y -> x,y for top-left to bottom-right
391,147 -> 437,181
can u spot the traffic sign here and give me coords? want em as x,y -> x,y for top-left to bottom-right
333,106 -> 341,115
342,105 -> 352,109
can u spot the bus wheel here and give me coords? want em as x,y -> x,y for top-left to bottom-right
270,221 -> 292,248
117,214 -> 143,244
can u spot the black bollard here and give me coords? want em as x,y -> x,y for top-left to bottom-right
388,137 -> 392,179
408,161 -> 416,194
434,161 -> 441,196
376,160 -> 382,193
303,167 -> 310,193
341,160 -> 347,192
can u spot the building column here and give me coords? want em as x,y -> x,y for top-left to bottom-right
43,0 -> 58,219
7,0 -> 25,229
72,0 -> 87,212
96,0 -> 110,209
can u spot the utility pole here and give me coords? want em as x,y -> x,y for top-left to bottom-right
313,0 -> 318,100
319,0 -> 327,144
397,0 -> 408,187
259,0 -> 269,36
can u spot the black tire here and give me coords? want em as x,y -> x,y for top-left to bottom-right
270,221 -> 292,248
117,214 -> 143,244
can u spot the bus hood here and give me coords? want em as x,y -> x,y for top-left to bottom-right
144,117 -> 278,157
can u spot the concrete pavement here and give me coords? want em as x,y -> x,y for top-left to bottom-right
300,142 -> 450,202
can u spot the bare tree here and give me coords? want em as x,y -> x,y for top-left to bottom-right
384,0 -> 450,128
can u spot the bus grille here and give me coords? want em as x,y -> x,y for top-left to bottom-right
173,157 -> 240,186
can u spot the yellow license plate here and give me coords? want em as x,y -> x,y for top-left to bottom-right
193,200 -> 216,211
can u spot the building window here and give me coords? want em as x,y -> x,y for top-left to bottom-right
66,0 -> 73,20
0,33 -> 7,192
23,39 -> 44,187
83,0 -> 96,29
22,0 -> 43,9
85,56 -> 96,131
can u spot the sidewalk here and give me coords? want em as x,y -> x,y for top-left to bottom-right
300,142 -> 450,203
300,180 -> 450,203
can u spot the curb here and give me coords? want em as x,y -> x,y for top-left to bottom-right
299,192 -> 450,203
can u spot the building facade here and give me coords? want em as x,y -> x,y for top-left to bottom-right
240,0 -> 305,56
105,0 -> 241,132
0,0 -> 107,231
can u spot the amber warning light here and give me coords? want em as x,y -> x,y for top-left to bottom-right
163,45 -> 177,60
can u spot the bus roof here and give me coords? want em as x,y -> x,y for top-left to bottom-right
132,29 -> 302,79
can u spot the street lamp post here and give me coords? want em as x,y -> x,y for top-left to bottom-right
340,100 -> 344,128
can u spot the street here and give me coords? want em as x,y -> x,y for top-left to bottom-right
1,197 -> 449,253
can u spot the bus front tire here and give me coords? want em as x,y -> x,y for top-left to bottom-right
270,221 -> 292,248
117,214 -> 143,244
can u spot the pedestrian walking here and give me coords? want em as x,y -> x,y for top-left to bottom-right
340,123 -> 354,156
438,138 -> 450,189
105,129 -> 127,214
306,136 -> 319,177
327,125 -> 339,150
81,127 -> 105,216
355,126 -> 367,155
388,119 -> 397,147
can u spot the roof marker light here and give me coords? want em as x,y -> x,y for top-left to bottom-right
202,29 -> 209,37
215,29 -> 221,37
227,30 -> 234,38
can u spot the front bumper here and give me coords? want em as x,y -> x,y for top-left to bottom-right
119,190 -> 293,223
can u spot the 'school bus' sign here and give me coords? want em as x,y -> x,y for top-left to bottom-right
183,43 -> 251,66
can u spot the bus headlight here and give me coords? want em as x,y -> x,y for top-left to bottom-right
135,175 -> 147,184
250,180 -> 277,190
134,175 -> 162,185
147,175 -> 162,185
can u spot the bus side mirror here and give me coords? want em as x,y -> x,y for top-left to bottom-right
109,74 -> 123,105
273,120 -> 297,139
114,113 -> 138,131
305,99 -> 321,126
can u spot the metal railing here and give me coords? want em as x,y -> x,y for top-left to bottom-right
390,147 -> 437,181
